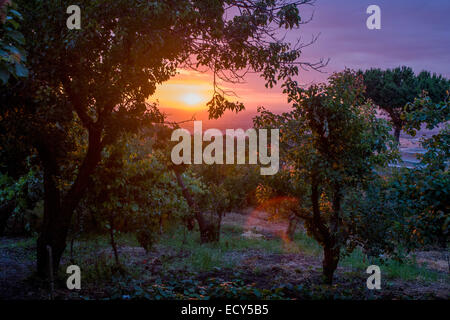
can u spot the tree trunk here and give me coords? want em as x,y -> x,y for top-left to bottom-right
203,211 -> 222,243
323,244 -> 340,285
184,216 -> 195,231
36,128 -> 103,277
36,167 -> 65,277
386,110 -> 403,143
286,213 -> 298,242
310,178 -> 330,243
109,213 -> 120,266
0,199 -> 15,236
331,185 -> 341,234
69,237 -> 75,264
310,175 -> 340,285
173,170 -> 218,243
394,125 -> 401,143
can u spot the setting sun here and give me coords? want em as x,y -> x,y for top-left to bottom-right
180,92 -> 203,106
151,71 -> 213,110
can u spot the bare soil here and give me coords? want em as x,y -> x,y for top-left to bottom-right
0,210 -> 448,300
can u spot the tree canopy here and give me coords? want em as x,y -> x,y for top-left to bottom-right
359,66 -> 449,141
0,0 -> 323,275
254,70 -> 398,284
0,0 -> 28,84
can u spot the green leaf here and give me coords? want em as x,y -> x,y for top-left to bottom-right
7,30 -> 25,45
8,10 -> 23,20
14,62 -> 28,78
6,19 -> 19,29
0,66 -> 10,84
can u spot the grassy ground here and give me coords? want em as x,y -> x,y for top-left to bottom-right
0,211 -> 448,300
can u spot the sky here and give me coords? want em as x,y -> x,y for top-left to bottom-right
150,0 -> 450,131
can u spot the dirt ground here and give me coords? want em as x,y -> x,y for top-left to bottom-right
0,209 -> 449,300
0,238 -> 38,299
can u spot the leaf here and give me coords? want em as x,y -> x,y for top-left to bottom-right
8,10 -> 23,20
3,45 -> 21,56
7,30 -> 25,45
14,63 -> 28,78
7,19 -> 19,29
0,66 -> 10,84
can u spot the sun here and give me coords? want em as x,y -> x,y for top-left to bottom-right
180,92 -> 204,106
151,72 -> 213,110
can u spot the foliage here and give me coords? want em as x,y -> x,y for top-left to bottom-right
350,93 -> 449,254
359,66 -> 449,140
388,94 -> 449,248
254,69 -> 398,283
193,163 -> 261,212
255,170 -> 301,222
81,129 -> 192,252
110,276 -> 293,300
181,162 -> 262,243
387,168 -> 448,248
0,1 -> 28,84
0,0 -> 323,274
0,166 -> 42,235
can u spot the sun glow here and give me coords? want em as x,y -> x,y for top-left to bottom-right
149,69 -> 215,110
152,79 -> 212,109
180,92 -> 203,106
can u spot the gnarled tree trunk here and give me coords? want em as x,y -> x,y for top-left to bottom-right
388,112 -> 403,143
0,199 -> 15,236
309,175 -> 342,285
36,128 -> 102,277
36,166 -> 65,276
322,244 -> 340,285
173,170 -> 220,243
286,212 -> 299,242
393,125 -> 401,143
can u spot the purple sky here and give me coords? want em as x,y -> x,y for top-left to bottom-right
298,0 -> 450,81
161,0 -> 450,130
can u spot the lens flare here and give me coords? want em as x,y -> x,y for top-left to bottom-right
247,196 -> 300,249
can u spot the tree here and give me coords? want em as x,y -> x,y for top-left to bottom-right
359,66 -> 449,142
333,93 -> 449,263
83,128 -> 191,260
0,168 -> 42,236
254,70 -> 397,284
0,0 -> 323,276
0,0 -> 28,84
189,162 -> 260,242
255,171 -> 302,242
391,94 -> 449,248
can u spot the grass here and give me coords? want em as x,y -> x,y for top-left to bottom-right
2,223 -> 447,288
340,246 -> 448,282
143,225 -> 448,283
46,227 -> 450,282
0,236 -> 36,249
292,231 -> 322,256
182,246 -> 229,271
155,225 -> 285,272
380,259 -> 446,282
